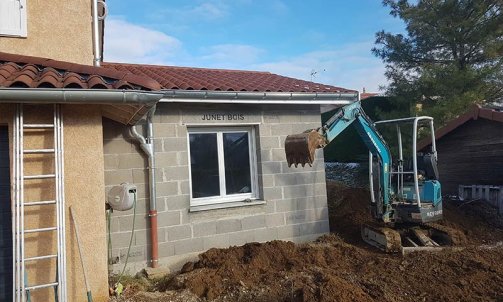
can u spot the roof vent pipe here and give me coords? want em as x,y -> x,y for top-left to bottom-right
92,0 -> 107,67
129,106 -> 159,268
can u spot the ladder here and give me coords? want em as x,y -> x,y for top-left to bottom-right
13,104 -> 67,302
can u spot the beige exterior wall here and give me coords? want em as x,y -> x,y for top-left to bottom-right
1,104 -> 108,302
0,0 -> 94,65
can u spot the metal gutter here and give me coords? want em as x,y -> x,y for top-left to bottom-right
160,90 -> 358,104
0,88 -> 163,104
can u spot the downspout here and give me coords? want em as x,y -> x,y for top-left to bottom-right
130,106 -> 159,268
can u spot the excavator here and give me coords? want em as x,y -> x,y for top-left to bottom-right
285,101 -> 451,252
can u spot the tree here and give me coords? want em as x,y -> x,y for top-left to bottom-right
373,0 -> 503,125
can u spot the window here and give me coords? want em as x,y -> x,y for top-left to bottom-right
188,127 -> 258,207
0,0 -> 27,37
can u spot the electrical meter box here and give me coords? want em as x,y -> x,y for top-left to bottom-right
107,183 -> 137,211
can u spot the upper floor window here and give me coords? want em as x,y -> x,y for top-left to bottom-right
0,0 -> 27,37
188,127 -> 259,208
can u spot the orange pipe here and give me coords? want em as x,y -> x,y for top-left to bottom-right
149,210 -> 159,268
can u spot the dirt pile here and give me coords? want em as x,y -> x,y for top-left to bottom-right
115,181 -> 503,301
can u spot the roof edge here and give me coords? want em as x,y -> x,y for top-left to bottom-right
418,104 -> 503,150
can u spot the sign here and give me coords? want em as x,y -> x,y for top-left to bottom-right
201,113 -> 245,121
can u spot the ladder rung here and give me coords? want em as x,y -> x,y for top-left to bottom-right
25,282 -> 58,291
24,174 -> 56,180
24,200 -> 56,206
24,149 -> 55,154
24,227 -> 57,233
23,124 -> 55,129
24,254 -> 58,261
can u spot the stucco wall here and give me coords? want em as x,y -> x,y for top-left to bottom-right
0,104 -> 108,302
0,0 -> 94,65
104,103 -> 329,272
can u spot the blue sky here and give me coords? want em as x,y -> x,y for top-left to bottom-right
103,0 -> 405,92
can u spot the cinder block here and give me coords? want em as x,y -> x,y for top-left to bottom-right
103,139 -> 133,154
119,214 -> 148,232
271,148 -> 286,161
163,166 -> 189,181
157,211 -> 181,227
132,168 -> 148,184
154,139 -> 163,152
105,170 -> 133,185
276,199 -> 299,212
241,214 -> 266,230
203,234 -> 230,250
163,137 -> 187,152
111,231 -> 136,249
154,123 -> 176,138
229,230 -> 255,246
193,221 -> 217,237
278,113 -> 301,124
261,174 -> 274,188
109,216 -> 120,233
265,213 -> 285,227
167,224 -> 192,241
259,149 -> 272,162
274,173 -> 298,187
118,153 -> 147,169
277,224 -> 300,239
179,180 -> 190,195
299,221 -> 329,236
174,238 -> 204,255
119,245 -> 146,263
166,195 -> 189,211
254,227 -> 278,242
176,125 -> 187,137
216,219 -> 242,234
260,137 -> 280,149
177,151 -> 189,165
262,113 -> 280,123
263,187 -> 282,200
300,111 -> 321,123
261,161 -> 281,174
285,210 -> 309,225
104,154 -> 120,170
156,181 -> 178,197
258,125 -> 271,136
159,241 -> 175,258
283,185 -> 308,199
154,107 -> 181,124
155,152 -> 178,167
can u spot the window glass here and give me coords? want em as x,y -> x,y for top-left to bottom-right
223,132 -> 251,195
189,133 -> 220,198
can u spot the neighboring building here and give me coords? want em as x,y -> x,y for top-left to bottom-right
101,63 -> 357,271
418,105 -> 503,194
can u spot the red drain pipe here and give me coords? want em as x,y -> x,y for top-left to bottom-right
149,210 -> 159,268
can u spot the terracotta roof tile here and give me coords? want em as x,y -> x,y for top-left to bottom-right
103,62 -> 355,93
0,52 -> 161,90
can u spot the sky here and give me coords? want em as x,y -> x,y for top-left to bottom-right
103,0 -> 406,92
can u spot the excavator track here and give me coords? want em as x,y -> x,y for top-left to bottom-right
361,223 -> 455,253
361,223 -> 402,253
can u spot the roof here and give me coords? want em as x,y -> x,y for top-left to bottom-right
103,62 -> 355,94
418,105 -> 503,150
360,92 -> 379,100
0,52 -> 161,90
0,52 -> 164,124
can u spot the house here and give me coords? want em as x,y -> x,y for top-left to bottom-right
418,105 -> 503,195
100,63 -> 357,272
0,1 -> 358,301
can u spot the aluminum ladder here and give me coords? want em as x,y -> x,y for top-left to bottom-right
13,104 -> 67,302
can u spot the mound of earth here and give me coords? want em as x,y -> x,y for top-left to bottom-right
115,181 -> 503,302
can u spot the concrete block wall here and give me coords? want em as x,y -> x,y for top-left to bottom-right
103,103 -> 329,272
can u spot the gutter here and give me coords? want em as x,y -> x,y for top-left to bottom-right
160,90 -> 358,104
0,88 -> 163,104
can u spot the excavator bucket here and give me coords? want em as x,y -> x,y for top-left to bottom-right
285,130 -> 326,167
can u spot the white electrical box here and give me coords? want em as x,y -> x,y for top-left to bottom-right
107,183 -> 137,211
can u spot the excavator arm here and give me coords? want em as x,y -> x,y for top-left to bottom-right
285,101 -> 393,220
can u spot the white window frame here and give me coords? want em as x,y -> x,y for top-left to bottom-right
187,126 -> 259,208
0,0 -> 27,37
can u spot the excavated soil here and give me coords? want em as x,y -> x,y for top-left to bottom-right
115,181 -> 503,302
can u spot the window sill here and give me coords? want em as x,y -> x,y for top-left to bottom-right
189,199 -> 266,212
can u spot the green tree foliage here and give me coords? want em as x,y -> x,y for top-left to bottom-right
373,0 -> 503,125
